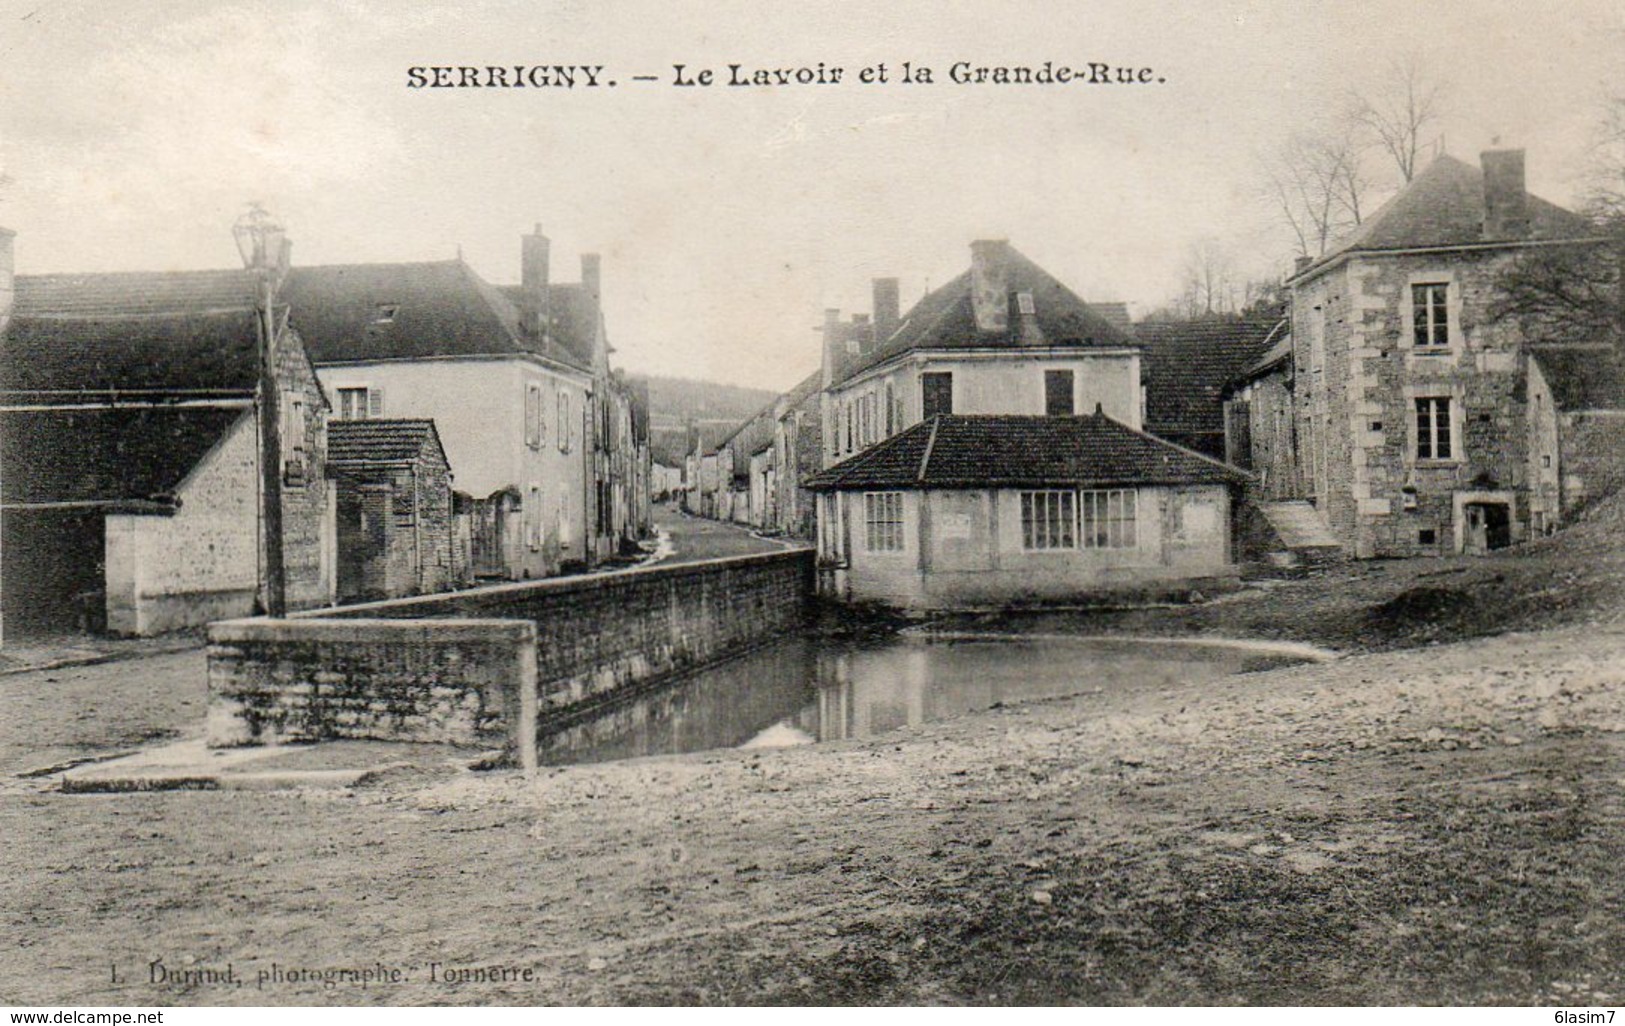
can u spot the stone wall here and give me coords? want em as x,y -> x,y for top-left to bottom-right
208,549 -> 814,760
207,618 -> 537,760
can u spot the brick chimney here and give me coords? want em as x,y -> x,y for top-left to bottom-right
849,313 -> 870,355
872,277 -> 900,345
520,224 -> 550,339
1481,149 -> 1529,240
581,252 -> 602,359
969,239 -> 1011,335
0,228 -> 13,338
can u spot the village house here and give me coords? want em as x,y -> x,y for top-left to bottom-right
767,370 -> 824,539
795,238 -> 1244,607
326,419 -> 458,602
1242,149 -> 1610,558
1524,345 -> 1625,533
1138,317 -> 1286,458
284,225 -> 649,580
805,411 -> 1245,609
820,241 -> 1142,471
0,234 -> 336,636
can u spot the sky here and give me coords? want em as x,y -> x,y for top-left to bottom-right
0,0 -> 1622,392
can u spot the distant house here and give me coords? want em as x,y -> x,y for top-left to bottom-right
1138,318 -> 1285,458
1525,345 -> 1625,534
327,419 -> 458,601
284,226 -> 647,580
1222,330 -> 1301,501
1255,149 -> 1609,557
0,246 -> 335,636
820,241 -> 1141,470
805,412 -> 1245,609
768,370 -> 824,539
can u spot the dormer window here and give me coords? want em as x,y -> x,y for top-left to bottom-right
372,303 -> 400,324
1016,292 -> 1036,316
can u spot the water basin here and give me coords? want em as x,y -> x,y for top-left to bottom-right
539,634 -> 1316,766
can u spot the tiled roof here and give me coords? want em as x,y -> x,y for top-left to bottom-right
1,310 -> 261,395
285,261 -> 587,371
13,268 -> 256,319
1089,301 -> 1135,337
834,245 -> 1133,385
1139,318 -> 1285,437
1531,346 -> 1625,412
495,282 -> 602,369
327,418 -> 444,466
1298,155 -> 1596,278
805,413 -> 1246,491
1232,332 -> 1294,387
0,406 -> 246,507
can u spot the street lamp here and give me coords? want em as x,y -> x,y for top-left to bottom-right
233,203 -> 292,617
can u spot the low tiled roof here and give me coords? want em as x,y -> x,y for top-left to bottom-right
286,262 -> 587,372
834,245 -> 1133,385
1139,318 -> 1285,439
0,406 -> 246,508
1297,155 -> 1596,279
805,413 -> 1246,491
327,418 -> 444,466
1231,332 -> 1294,387
1,310 -> 262,395
13,268 -> 256,319
1531,346 -> 1625,412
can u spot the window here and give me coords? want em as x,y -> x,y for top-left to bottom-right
863,492 -> 904,552
1016,292 -> 1036,316
1021,490 -> 1076,550
557,391 -> 570,451
373,303 -> 400,324
336,386 -> 378,421
1044,370 -> 1075,416
884,383 -> 895,436
527,484 -> 542,551
922,372 -> 953,418
282,393 -> 307,487
1415,397 -> 1453,460
1418,528 -> 1437,545
1081,489 -> 1137,549
1412,283 -> 1449,348
524,383 -> 543,449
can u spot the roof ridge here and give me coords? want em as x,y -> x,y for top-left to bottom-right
918,415 -> 942,481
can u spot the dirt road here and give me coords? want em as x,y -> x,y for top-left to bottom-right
4,623 -> 1624,1005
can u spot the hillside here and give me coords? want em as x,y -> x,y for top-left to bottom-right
630,374 -> 781,464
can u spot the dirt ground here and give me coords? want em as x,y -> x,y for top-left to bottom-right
3,499 -> 1625,1006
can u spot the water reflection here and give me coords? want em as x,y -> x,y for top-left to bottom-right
540,635 -> 1302,766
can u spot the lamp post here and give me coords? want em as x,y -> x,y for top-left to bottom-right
233,204 -> 291,617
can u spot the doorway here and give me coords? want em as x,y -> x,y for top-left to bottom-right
1463,501 -> 1512,554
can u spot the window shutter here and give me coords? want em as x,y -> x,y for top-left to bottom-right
367,388 -> 384,418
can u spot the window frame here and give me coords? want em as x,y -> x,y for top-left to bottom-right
1043,369 -> 1075,417
1021,490 -> 1077,550
862,491 -> 905,553
922,371 -> 954,419
1414,396 -> 1455,461
1411,282 -> 1450,349
1080,488 -> 1138,550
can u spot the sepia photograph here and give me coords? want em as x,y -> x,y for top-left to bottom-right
1,0 -> 1624,1010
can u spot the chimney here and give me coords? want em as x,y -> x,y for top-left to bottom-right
581,252 -> 602,359
820,307 -> 842,389
1293,255 -> 1312,274
1481,149 -> 1529,240
969,239 -> 1011,335
0,227 -> 13,338
520,223 -> 550,339
849,313 -> 870,355
872,277 -> 900,344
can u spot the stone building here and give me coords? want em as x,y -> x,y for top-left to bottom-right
327,419 -> 458,601
0,244 -> 336,636
1138,317 -> 1284,458
1525,345 -> 1625,534
1271,150 -> 1606,557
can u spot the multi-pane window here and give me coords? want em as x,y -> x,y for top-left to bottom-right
1412,283 -> 1449,348
922,372 -> 953,419
863,492 -> 904,552
1044,370 -> 1075,416
1415,397 -> 1453,459
1081,489 -> 1137,549
1021,490 -> 1076,549
336,386 -> 374,421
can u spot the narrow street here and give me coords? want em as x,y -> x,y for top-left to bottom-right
650,502 -> 799,564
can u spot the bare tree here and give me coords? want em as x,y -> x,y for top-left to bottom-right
1262,125 -> 1369,259
1350,55 -> 1448,184
1492,95 -> 1625,347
